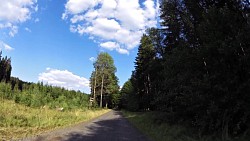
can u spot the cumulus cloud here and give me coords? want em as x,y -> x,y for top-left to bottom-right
0,0 -> 38,37
38,68 -> 90,93
116,48 -> 129,55
100,41 -> 129,55
63,0 -> 159,54
64,0 -> 98,15
0,41 -> 14,51
100,41 -> 119,50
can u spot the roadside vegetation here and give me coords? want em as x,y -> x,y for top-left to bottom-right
0,52 -> 111,140
120,0 -> 250,141
123,111 -> 249,141
0,99 -> 109,140
0,81 -> 89,110
0,52 -> 90,110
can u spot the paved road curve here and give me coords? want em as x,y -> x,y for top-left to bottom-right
22,110 -> 151,141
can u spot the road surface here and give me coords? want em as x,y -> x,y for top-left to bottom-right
21,110 -> 151,141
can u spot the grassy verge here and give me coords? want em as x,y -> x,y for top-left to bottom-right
122,110 -> 250,141
122,110 -> 195,141
0,100 -> 110,140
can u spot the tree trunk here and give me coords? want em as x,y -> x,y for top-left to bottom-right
100,74 -> 104,108
93,67 -> 97,104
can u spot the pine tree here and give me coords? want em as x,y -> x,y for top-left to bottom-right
134,34 -> 156,110
90,52 -> 119,108
0,52 -> 12,83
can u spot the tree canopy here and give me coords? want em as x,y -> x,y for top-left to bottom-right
0,51 -> 12,83
121,0 -> 250,139
90,52 -> 120,108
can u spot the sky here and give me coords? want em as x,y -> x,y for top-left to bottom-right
0,0 -> 159,93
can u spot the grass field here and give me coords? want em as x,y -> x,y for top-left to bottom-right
0,100 -> 110,140
122,110 -> 249,141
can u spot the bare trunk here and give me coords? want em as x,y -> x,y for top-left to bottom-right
93,67 -> 97,104
203,57 -> 209,74
147,74 -> 151,94
222,111 -> 229,141
240,43 -> 246,56
100,74 -> 104,108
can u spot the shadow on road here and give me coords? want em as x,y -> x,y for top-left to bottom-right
62,111 -> 149,141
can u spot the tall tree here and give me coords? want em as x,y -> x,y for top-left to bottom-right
134,33 -> 156,110
125,0 -> 250,139
90,52 -> 119,108
0,52 -> 12,83
156,0 -> 250,138
120,76 -> 139,111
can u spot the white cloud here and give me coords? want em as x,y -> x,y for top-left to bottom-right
38,68 -> 90,93
81,18 -> 121,39
144,0 -> 157,20
98,0 -> 116,18
70,15 -> 85,24
64,0 -> 100,15
116,48 -> 129,55
0,0 -> 38,37
115,0 -> 144,30
99,41 -> 129,54
0,41 -> 14,51
0,23 -> 19,37
89,57 -> 96,62
63,0 -> 159,54
9,25 -> 18,37
100,41 -> 119,50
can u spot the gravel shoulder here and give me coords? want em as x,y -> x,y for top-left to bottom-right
19,110 -> 151,141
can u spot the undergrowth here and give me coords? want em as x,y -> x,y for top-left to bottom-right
0,100 -> 110,140
122,110 -> 250,141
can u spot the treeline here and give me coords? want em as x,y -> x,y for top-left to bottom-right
0,52 -> 89,110
0,82 -> 89,110
121,0 -> 250,140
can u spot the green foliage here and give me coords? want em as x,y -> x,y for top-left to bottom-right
134,33 -> 156,110
120,79 -> 139,111
0,52 -> 12,83
90,52 -> 120,108
122,0 -> 250,140
122,110 -> 250,141
0,82 -> 89,110
0,52 -> 89,110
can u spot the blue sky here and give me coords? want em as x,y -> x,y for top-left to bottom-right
0,0 -> 159,93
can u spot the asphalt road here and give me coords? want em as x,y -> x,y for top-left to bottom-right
21,110 -> 151,141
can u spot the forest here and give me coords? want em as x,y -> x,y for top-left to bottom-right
1,0 -> 250,140
120,0 -> 250,140
0,52 -> 111,140
0,52 -> 89,110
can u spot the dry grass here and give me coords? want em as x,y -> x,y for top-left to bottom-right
0,100 -> 110,140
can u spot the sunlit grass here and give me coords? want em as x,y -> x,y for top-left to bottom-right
0,99 -> 110,140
